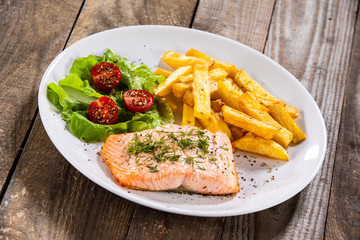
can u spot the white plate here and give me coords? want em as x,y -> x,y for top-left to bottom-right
38,25 -> 327,217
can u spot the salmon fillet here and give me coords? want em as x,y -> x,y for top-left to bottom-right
101,124 -> 240,194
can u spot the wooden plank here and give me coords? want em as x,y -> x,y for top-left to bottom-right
324,5 -> 360,239
127,206 -> 224,240
0,0 -> 83,192
192,0 -> 276,52
0,0 -> 198,238
221,0 -> 358,239
0,116 -> 135,239
67,0 -> 198,45
125,1 -> 277,239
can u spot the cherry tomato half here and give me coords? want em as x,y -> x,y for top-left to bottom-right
123,89 -> 154,113
88,96 -> 118,125
91,62 -> 121,91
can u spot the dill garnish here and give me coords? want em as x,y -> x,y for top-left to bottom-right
126,129 -> 213,173
220,145 -> 229,151
146,165 -> 159,173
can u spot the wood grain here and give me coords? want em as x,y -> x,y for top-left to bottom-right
230,0 -> 357,239
68,0 -> 198,45
192,0 -> 276,52
127,206 -> 224,240
0,0 -> 83,192
0,116 -> 135,239
0,0 -> 198,238
325,4 -> 360,239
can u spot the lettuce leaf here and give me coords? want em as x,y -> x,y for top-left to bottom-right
47,83 -> 88,112
104,49 -> 165,93
46,49 -> 173,142
59,74 -> 103,99
69,55 -> 98,81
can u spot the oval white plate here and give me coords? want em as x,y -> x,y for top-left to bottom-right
38,25 -> 327,217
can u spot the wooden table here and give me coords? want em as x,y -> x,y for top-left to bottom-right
0,0 -> 359,239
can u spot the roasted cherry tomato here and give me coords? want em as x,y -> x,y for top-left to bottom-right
88,96 -> 118,125
123,89 -> 154,113
90,62 -> 121,91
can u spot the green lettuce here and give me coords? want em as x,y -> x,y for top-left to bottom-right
47,49 -> 173,142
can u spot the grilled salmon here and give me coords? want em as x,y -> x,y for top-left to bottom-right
101,124 -> 240,194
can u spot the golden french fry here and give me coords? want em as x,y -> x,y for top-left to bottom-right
186,48 -> 238,78
222,105 -> 280,140
178,74 -> 194,83
234,70 -> 299,118
186,48 -> 213,60
240,92 -> 270,112
211,61 -> 238,78
252,93 -> 299,118
154,66 -> 192,97
162,51 -> 214,69
193,65 -> 211,119
211,99 -> 225,112
209,78 -> 220,99
268,103 -> 306,143
209,68 -> 228,81
272,128 -> 294,148
234,70 -> 277,101
197,110 -> 232,140
182,89 -> 194,107
237,94 -> 293,147
229,125 -> 246,141
172,82 -> 193,99
153,68 -> 172,78
232,135 -> 289,161
182,103 -> 195,126
195,119 -> 204,129
218,78 -> 243,111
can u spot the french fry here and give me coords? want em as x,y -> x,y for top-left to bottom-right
182,89 -> 194,107
229,125 -> 246,141
179,74 -> 194,83
193,65 -> 211,119
211,99 -> 225,112
195,119 -> 204,129
153,68 -> 172,78
211,61 -> 238,78
186,48 -> 238,78
209,68 -> 228,81
209,78 -> 220,99
182,103 -> 195,126
234,70 -> 299,118
154,65 -> 192,97
172,82 -> 193,99
234,70 -> 277,101
232,135 -> 289,161
178,69 -> 228,84
268,103 -> 306,143
186,48 -> 213,61
252,93 -> 299,118
240,92 -> 270,112
197,110 -> 232,140
182,85 -> 221,107
237,95 -> 293,147
222,105 -> 280,140
162,51 -> 214,69
218,78 -> 243,111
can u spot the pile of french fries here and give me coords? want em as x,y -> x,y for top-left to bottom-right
153,49 -> 306,161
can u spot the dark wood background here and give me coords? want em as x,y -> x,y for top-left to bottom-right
0,0 -> 359,239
